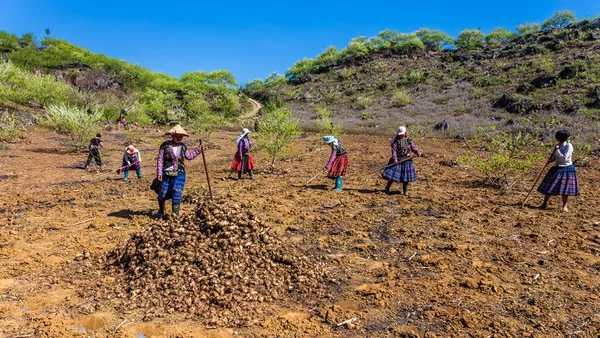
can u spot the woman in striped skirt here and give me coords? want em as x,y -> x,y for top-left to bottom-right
537,130 -> 579,212
383,126 -> 422,195
323,136 -> 348,191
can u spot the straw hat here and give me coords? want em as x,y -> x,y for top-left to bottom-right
166,124 -> 189,137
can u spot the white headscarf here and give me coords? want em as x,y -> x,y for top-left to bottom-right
236,128 -> 251,144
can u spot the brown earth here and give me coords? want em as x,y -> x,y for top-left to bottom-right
1,126 -> 600,337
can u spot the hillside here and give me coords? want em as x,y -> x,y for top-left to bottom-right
247,17 -> 600,145
0,32 -> 250,143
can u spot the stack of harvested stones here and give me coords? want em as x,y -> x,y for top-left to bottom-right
103,197 -> 325,326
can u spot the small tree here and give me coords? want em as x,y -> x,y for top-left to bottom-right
541,10 -> 576,30
461,127 -> 541,188
485,28 -> 517,46
264,72 -> 287,88
341,36 -> 371,58
414,28 -> 454,51
286,58 -> 317,78
516,23 -> 541,35
245,78 -> 266,91
455,29 -> 485,50
315,46 -> 341,69
256,107 -> 300,168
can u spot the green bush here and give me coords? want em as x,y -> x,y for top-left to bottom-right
41,104 -> 102,148
0,111 -> 26,141
342,36 -> 371,58
264,73 -> 287,87
286,58 -> 317,78
414,29 -> 454,51
213,91 -> 240,117
245,78 -> 266,91
461,127 -> 541,188
315,46 -> 341,69
0,61 -> 75,106
541,10 -> 576,30
356,95 -> 373,109
485,28 -> 517,46
455,29 -> 485,50
516,23 -> 541,35
0,31 -> 19,52
315,106 -> 344,137
396,35 -> 425,53
256,107 -> 301,168
392,90 -> 411,106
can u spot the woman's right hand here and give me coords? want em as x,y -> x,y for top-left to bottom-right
394,159 -> 398,165
158,175 -> 162,182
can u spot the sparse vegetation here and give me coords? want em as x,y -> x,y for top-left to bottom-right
0,111 -> 26,141
392,90 -> 411,106
314,107 -> 344,137
41,104 -> 102,148
541,10 -> 576,30
455,29 -> 485,50
256,107 -> 301,168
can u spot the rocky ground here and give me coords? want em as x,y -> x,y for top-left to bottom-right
1,126 -> 599,337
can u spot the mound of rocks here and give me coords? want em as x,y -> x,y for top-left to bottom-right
103,197 -> 325,326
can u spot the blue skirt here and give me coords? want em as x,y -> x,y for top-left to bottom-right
158,171 -> 186,203
382,157 -> 416,182
537,165 -> 579,196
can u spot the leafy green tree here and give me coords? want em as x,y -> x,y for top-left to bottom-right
0,31 -> 19,52
341,36 -> 371,58
541,10 -> 576,30
245,78 -> 266,91
315,46 -> 341,68
455,29 -> 485,50
286,58 -> 317,77
376,29 -> 402,48
516,23 -> 541,35
485,28 -> 517,46
264,72 -> 287,87
396,34 -> 425,53
256,107 -> 301,168
414,28 -> 454,51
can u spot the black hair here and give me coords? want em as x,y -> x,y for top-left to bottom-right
555,130 -> 570,142
96,133 -> 102,138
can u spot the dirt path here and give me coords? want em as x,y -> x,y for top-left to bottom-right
240,98 -> 262,119
1,127 -> 600,337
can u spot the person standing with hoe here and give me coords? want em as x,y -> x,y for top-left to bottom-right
322,136 -> 348,191
382,126 -> 422,195
536,130 -> 579,212
231,128 -> 255,180
84,133 -> 104,171
156,125 -> 204,216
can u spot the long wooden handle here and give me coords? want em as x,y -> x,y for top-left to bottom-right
368,156 -> 415,174
521,147 -> 558,208
200,144 -> 213,200
306,171 -> 323,185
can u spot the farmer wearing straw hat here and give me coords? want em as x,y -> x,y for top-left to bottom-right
231,128 -> 255,180
121,145 -> 142,181
156,124 -> 204,216
382,126 -> 422,195
323,136 -> 348,191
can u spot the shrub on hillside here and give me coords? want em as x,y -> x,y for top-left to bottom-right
0,61 -> 75,107
356,96 -> 374,109
314,107 -> 344,138
455,30 -> 485,50
245,78 -> 266,91
286,59 -> 317,78
41,104 -> 102,148
516,23 -> 541,35
485,28 -> 517,46
0,111 -> 26,142
0,31 -> 19,53
256,107 -> 301,168
396,35 -> 425,53
414,29 -> 454,51
342,37 -> 372,58
541,10 -> 576,30
392,90 -> 411,106
315,46 -> 341,69
265,73 -> 287,88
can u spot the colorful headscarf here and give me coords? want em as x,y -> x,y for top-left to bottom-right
236,128 -> 251,144
323,135 -> 339,145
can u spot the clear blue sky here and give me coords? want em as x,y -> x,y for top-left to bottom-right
2,0 -> 599,84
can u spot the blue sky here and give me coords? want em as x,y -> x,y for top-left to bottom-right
2,0 -> 599,84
